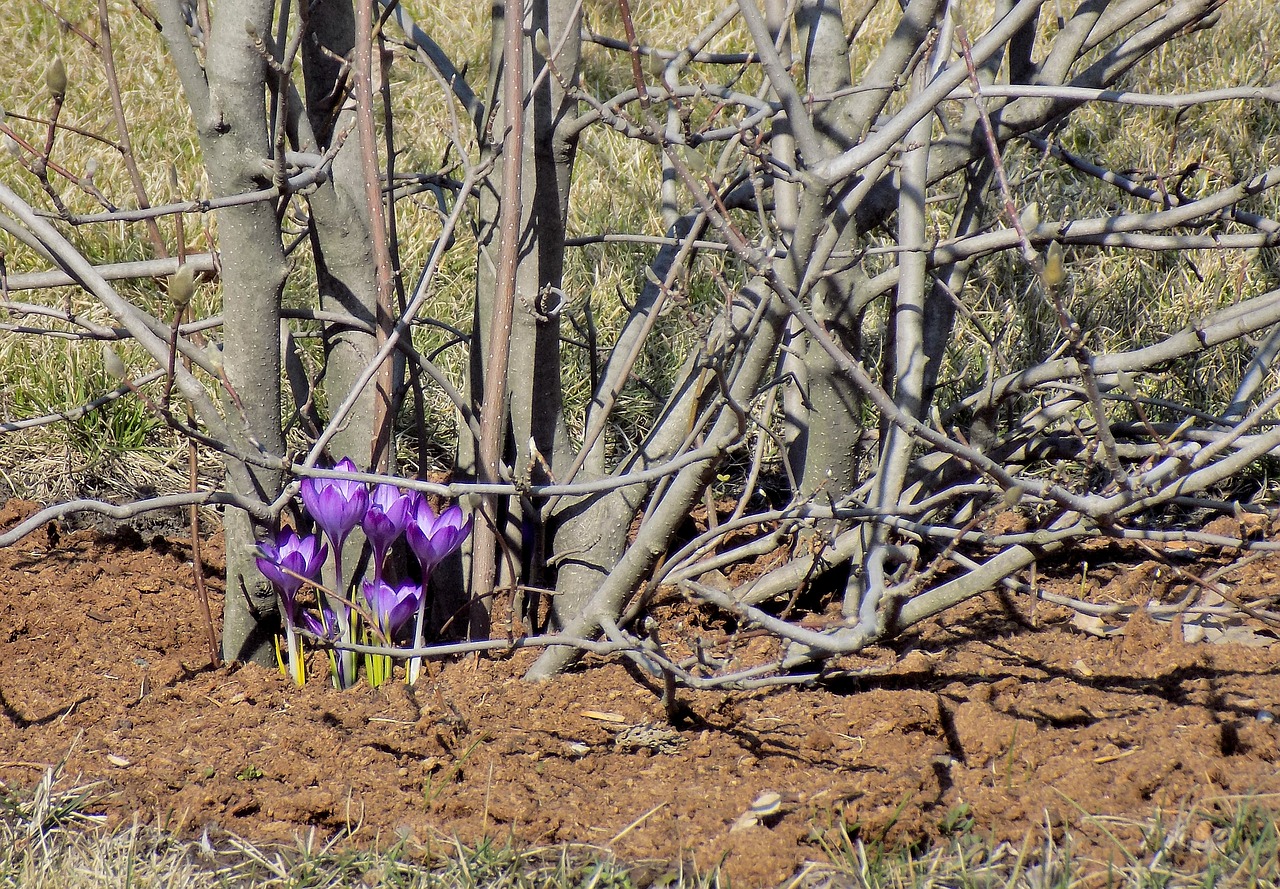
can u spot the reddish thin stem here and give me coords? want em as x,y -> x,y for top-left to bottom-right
98,0 -> 167,256
469,0 -> 527,638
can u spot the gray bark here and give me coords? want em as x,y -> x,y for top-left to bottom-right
300,0 -> 382,468
460,0 -> 583,632
785,0 -> 940,498
849,60 -> 933,619
528,279 -> 792,679
157,0 -> 287,665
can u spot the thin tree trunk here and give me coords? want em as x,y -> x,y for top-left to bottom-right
463,0 -> 582,635
300,0 -> 382,469
792,0 -> 942,499
157,0 -> 287,665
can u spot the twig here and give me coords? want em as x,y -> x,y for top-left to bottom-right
97,0 -> 166,256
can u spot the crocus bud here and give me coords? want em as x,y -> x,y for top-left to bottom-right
45,56 -> 68,100
169,264 -> 195,308
102,343 -> 127,381
1043,241 -> 1066,289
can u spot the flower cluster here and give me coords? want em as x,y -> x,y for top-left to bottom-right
254,458 -> 472,688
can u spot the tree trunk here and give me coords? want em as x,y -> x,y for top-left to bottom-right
792,0 -> 942,499
157,0 -> 287,665
301,0 -> 383,469
463,0 -> 582,632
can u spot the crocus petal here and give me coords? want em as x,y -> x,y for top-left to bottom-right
371,483 -> 417,527
362,579 -> 423,637
256,529 -> 328,599
256,528 -> 329,626
406,500 -> 472,577
362,483 -> 415,558
386,584 -> 422,635
301,459 -> 370,546
255,540 -> 292,592
362,579 -> 396,627
301,605 -> 341,640
362,510 -> 399,556
408,503 -> 473,573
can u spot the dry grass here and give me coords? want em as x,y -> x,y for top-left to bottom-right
0,0 -> 1277,498
950,0 -> 1280,418
3,768 -> 1279,888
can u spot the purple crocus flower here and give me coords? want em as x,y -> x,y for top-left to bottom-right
403,501 -> 470,685
300,604 -> 341,641
255,529 -> 327,623
362,578 -> 423,638
405,501 -> 473,578
300,457 -> 370,552
362,484 -> 417,581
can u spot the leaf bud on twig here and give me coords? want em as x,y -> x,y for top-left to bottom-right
101,343 -> 127,381
1019,201 -> 1040,232
1115,370 -> 1137,396
169,264 -> 195,308
1043,241 -> 1066,289
533,29 -> 551,59
205,341 -> 224,373
45,56 -> 68,100
679,144 -> 708,175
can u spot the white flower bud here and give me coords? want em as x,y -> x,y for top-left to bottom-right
169,264 -> 195,308
45,56 -> 68,100
533,29 -> 551,59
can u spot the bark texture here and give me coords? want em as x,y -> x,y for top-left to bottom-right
157,0 -> 287,665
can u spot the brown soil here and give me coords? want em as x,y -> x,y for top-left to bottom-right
3,498 -> 1280,886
